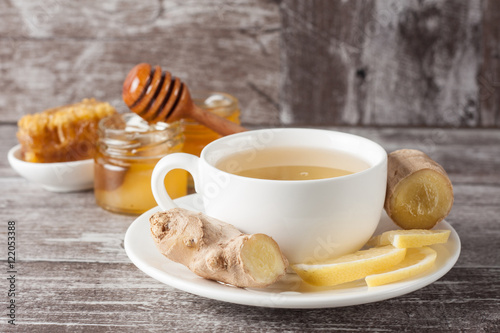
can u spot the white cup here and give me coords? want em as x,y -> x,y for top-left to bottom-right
152,128 -> 387,264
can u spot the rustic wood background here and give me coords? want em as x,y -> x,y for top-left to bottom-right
1,1 -> 500,331
1,124 -> 499,331
1,0 -> 499,127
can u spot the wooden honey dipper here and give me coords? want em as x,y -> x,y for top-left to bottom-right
122,63 -> 247,136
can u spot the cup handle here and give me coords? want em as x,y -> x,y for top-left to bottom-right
151,153 -> 200,211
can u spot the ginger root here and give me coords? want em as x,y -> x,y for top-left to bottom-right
150,208 -> 288,288
385,149 -> 454,229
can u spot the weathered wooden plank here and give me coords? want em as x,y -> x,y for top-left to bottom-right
479,0 -> 500,126
365,0 -> 482,127
280,0 -> 486,127
348,127 -> 500,185
1,121 -> 499,330
2,123 -> 499,265
0,39 -> 280,125
2,0 -> 499,128
446,191 -> 500,268
3,124 -> 500,183
3,261 -> 498,332
2,0 -> 500,129
0,0 -> 280,125
0,174 -> 498,266
318,127 -> 500,185
0,177 -> 133,263
280,0 -> 375,125
0,0 -> 279,39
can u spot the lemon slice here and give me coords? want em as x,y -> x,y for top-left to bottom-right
291,246 -> 406,286
365,247 -> 437,287
368,229 -> 451,248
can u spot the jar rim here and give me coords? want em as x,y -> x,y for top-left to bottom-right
191,91 -> 238,108
99,112 -> 181,135
184,91 -> 239,126
97,113 -> 184,154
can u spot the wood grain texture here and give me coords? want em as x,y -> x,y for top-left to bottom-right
2,0 -> 500,323
479,0 -> 500,126
280,0 -> 375,125
2,123 -> 499,266
0,261 -> 497,332
2,175 -> 499,267
1,123 -> 499,331
4,124 -> 500,183
2,0 -> 500,127
280,0 -> 493,127
0,0 -> 281,125
0,0 -> 278,39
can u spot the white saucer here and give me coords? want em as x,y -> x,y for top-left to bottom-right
124,194 -> 461,309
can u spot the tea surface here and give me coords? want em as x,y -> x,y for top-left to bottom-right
216,146 -> 369,181
234,165 -> 353,180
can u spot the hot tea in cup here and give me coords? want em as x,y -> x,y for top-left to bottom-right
216,146 -> 369,180
152,128 -> 387,264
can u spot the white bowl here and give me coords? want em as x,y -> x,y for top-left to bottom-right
7,144 -> 94,192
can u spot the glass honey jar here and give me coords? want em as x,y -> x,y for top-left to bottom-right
182,91 -> 240,191
94,113 -> 187,215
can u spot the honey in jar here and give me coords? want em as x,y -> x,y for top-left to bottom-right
182,92 -> 240,190
94,113 -> 187,215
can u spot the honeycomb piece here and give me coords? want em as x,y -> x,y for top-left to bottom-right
17,98 -> 116,163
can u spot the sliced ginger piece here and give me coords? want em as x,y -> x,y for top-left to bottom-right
291,246 -> 406,287
150,208 -> 288,288
385,149 -> 454,229
240,234 -> 288,286
368,229 -> 451,248
365,247 -> 437,287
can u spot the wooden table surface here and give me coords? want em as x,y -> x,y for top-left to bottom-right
1,123 -> 499,332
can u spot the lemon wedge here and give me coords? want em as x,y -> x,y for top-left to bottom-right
368,229 -> 451,248
291,246 -> 406,287
365,247 -> 437,287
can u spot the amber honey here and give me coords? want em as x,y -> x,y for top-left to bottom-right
182,92 -> 240,190
94,113 -> 187,215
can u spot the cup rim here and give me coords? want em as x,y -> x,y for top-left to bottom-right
199,128 -> 387,184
